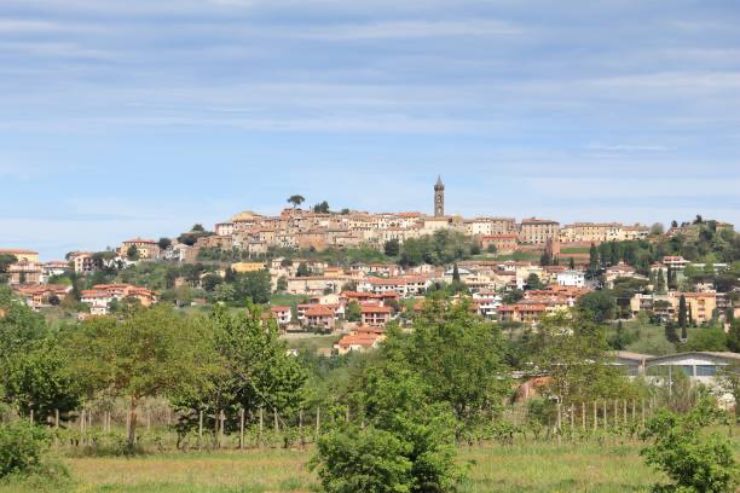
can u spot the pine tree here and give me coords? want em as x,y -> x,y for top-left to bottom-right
665,322 -> 679,344
569,257 -> 575,270
452,263 -> 461,283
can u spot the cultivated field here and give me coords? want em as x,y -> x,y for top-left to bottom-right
5,435 -> 739,493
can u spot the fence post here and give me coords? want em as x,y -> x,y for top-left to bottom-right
631,400 -> 636,425
623,400 -> 627,425
29,409 -> 34,424
258,407 -> 264,448
273,408 -> 279,435
581,402 -> 586,432
593,401 -> 597,432
198,410 -> 203,450
239,408 -> 245,450
569,404 -> 574,437
55,409 -> 60,430
603,400 -> 607,430
315,406 -> 321,441
641,399 -> 645,428
219,411 -> 225,449
299,408 -> 304,447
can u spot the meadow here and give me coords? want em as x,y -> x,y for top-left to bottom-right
7,435 -> 740,493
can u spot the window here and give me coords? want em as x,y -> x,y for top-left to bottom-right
696,365 -> 717,377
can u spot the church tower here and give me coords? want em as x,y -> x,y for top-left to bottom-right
434,176 -> 445,217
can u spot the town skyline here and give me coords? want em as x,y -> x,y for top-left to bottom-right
2,0 -> 739,259
1,175 -> 723,260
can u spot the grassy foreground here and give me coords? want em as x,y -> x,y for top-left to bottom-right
0,439 -> 695,493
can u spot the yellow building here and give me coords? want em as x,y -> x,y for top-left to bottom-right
0,249 -> 39,263
231,262 -> 266,274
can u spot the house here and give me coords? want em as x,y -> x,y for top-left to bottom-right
518,218 -> 559,245
497,303 -> 548,324
81,284 -> 157,316
556,270 -> 586,288
358,276 -> 431,297
0,249 -> 39,263
334,327 -> 387,355
13,284 -> 71,310
119,238 -> 160,260
303,305 -> 336,331
479,234 -> 518,254
68,252 -> 95,274
644,352 -> 740,386
7,260 -> 42,285
41,261 -> 70,283
360,305 -> 392,326
270,306 -> 292,327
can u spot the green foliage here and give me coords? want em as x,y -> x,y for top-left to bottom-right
399,230 -> 479,267
641,397 -> 736,492
172,305 -> 305,436
384,239 -> 400,257
0,421 -> 50,479
345,301 -> 361,322
312,364 -> 462,493
126,245 -> 140,261
63,305 -> 211,446
727,320 -> 740,353
4,338 -> 83,424
287,195 -> 305,208
312,201 -> 330,214
525,273 -> 543,290
681,328 -> 728,352
531,311 -> 630,403
576,291 -> 617,323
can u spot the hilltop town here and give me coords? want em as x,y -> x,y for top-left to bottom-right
1,177 -> 738,356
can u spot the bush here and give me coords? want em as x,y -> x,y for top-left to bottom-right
0,421 -> 50,478
640,397 -> 736,492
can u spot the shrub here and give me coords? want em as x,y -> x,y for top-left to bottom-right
640,397 -> 737,492
0,421 -> 49,478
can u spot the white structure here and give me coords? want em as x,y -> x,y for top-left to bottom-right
556,270 -> 586,288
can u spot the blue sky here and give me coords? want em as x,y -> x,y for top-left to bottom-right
1,0 -> 739,259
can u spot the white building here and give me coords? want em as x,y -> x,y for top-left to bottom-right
556,270 -> 586,288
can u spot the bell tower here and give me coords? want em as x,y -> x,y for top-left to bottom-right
434,176 -> 445,217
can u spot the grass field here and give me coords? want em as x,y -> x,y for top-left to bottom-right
6,437 -> 734,493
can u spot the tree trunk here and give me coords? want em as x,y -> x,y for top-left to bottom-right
127,396 -> 139,448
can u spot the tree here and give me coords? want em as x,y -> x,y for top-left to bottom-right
665,321 -> 679,344
158,237 -> 172,251
64,306 -> 210,448
451,263 -> 461,283
5,338 -> 83,424
296,262 -> 311,277
192,224 -> 206,232
276,275 -> 288,292
576,291 -> 617,323
671,220 -> 679,228
727,320 -> 740,353
312,201 -> 330,214
345,301 -> 362,322
568,257 -> 575,270
287,195 -> 305,209
311,362 -> 462,493
172,306 -> 305,438
650,223 -> 665,236
525,273 -> 543,290
384,239 -> 400,257
126,244 -> 140,261
0,254 -> 17,274
641,397 -> 735,493
586,243 -> 600,280
655,269 -> 666,294
678,295 -> 688,333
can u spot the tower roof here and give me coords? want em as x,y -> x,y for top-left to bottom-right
435,175 -> 444,189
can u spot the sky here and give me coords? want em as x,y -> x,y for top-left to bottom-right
1,0 -> 739,259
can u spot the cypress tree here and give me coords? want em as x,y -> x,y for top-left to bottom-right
678,295 -> 688,330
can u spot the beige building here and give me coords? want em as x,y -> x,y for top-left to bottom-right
518,218 -> 559,245
0,249 -> 39,263
119,238 -> 160,260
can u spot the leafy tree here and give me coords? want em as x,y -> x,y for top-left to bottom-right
312,362 -> 462,493
64,306 -> 210,448
276,275 -> 288,292
641,396 -> 736,493
173,306 -> 305,437
345,301 -> 362,322
126,244 -> 140,261
0,421 -> 50,479
525,273 -> 543,290
384,239 -> 400,257
665,321 -> 679,344
296,262 -> 311,277
727,320 -> 740,353
287,195 -> 305,209
0,254 -> 17,274
192,224 -> 206,232
655,269 -> 666,294
682,328 -> 727,352
533,311 -> 629,403
313,201 -> 330,213
157,237 -> 172,251
576,291 -> 617,323
586,242 -> 600,279
5,338 -> 83,424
